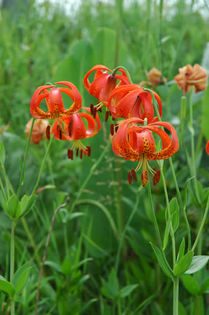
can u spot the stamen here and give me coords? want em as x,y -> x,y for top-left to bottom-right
153,169 -> 161,186
86,145 -> 91,156
80,150 -> 83,159
76,148 -> 79,156
141,170 -> 148,186
135,160 -> 143,172
46,125 -> 51,140
67,149 -> 73,160
105,111 -> 109,122
110,124 -> 114,136
90,103 -> 94,115
127,171 -> 132,184
131,168 -> 137,182
68,118 -> 73,137
92,107 -> 97,118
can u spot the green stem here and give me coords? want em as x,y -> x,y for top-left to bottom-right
169,158 -> 191,249
32,136 -> 53,194
148,181 -> 162,247
75,199 -> 119,239
0,175 -> 7,200
182,205 -> 191,250
1,162 -> 10,197
173,278 -> 179,315
192,196 -> 209,252
44,140 -> 55,186
71,141 -> 111,212
180,96 -> 186,146
115,186 -> 142,273
17,118 -> 35,198
21,217 -> 41,266
189,97 -> 201,205
10,220 -> 16,315
159,0 -> 163,70
160,166 -> 176,267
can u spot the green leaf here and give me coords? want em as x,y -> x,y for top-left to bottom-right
200,278 -> 209,293
101,269 -> 119,300
150,242 -> 174,280
0,275 -> 15,297
93,28 -> 130,70
20,194 -> 37,217
169,198 -> 179,232
182,274 -> 200,295
5,194 -> 21,220
0,142 -> 6,164
201,85 -> 209,138
118,284 -> 138,298
174,251 -> 193,276
177,238 -> 185,262
185,255 -> 209,274
163,220 -> 170,250
13,263 -> 32,293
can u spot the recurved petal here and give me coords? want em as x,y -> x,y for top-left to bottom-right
112,118 -> 144,161
30,85 -> 54,118
55,81 -> 82,115
146,121 -> 179,160
83,65 -> 111,91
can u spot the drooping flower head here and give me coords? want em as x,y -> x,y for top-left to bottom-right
147,67 -> 166,87
174,64 -> 208,94
51,107 -> 101,159
25,118 -> 49,144
30,81 -> 82,119
83,65 -> 130,108
112,118 -> 179,186
108,84 -> 162,123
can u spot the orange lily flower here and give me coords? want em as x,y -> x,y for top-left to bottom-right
83,65 -> 130,108
108,84 -> 162,123
112,118 -> 179,186
51,107 -> 101,159
174,64 -> 208,94
30,81 -> 82,119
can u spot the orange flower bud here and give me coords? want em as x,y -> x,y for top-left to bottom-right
174,64 -> 208,94
147,68 -> 166,86
25,119 -> 49,144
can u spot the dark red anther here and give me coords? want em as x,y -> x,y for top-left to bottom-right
105,111 -> 109,122
115,124 -> 119,133
80,150 -> 83,159
67,149 -> 73,160
98,107 -> 102,112
93,107 -> 97,118
153,169 -> 161,186
90,103 -> 94,115
86,145 -> 91,156
110,124 -> 114,136
112,116 -> 116,121
46,125 -> 51,140
131,168 -> 137,182
68,117 -> 74,137
76,148 -> 79,156
127,171 -> 132,184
